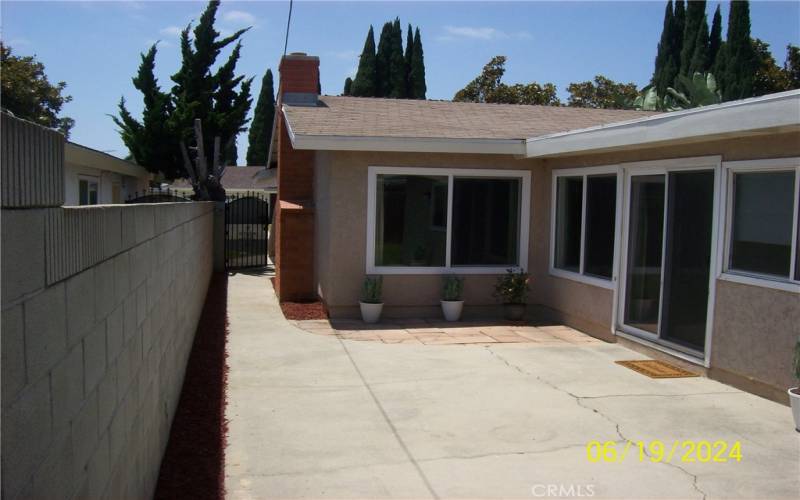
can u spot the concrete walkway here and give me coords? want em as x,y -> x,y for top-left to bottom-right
224,272 -> 799,499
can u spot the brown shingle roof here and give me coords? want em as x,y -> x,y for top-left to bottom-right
283,96 -> 658,141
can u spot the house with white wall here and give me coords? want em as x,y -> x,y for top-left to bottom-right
64,142 -> 150,205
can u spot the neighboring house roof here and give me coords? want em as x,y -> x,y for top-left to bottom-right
282,96 -> 656,155
525,89 -> 800,158
65,142 -> 150,178
170,166 -> 276,191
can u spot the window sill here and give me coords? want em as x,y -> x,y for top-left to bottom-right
548,268 -> 614,290
718,272 -> 800,293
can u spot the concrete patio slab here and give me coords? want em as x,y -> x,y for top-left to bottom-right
225,272 -> 800,499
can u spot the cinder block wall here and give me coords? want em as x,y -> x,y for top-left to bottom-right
1,202 -> 214,500
1,112 -> 216,499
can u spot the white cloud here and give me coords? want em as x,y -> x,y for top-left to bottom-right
438,26 -> 532,42
223,10 -> 256,26
159,26 -> 183,37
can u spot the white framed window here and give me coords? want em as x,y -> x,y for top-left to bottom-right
549,165 -> 621,289
720,158 -> 800,292
78,176 -> 99,206
366,166 -> 530,274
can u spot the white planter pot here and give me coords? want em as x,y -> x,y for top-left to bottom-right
790,388 -> 800,432
440,300 -> 464,322
360,302 -> 383,324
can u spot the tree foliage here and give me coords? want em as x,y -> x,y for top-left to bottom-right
343,77 -> 353,96
453,56 -> 560,106
113,0 -> 253,182
246,68 -> 274,166
717,0 -> 758,100
350,26 -> 377,97
680,0 -> 707,76
567,75 -> 638,109
0,43 -> 75,137
348,19 -> 426,99
634,72 -> 721,111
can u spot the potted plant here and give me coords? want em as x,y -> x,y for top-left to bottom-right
493,268 -> 530,321
441,276 -> 464,322
359,275 -> 383,323
790,336 -> 800,432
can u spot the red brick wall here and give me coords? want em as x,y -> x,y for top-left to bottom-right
278,57 -> 320,94
274,55 -> 319,302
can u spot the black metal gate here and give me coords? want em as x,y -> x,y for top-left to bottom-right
225,191 -> 270,269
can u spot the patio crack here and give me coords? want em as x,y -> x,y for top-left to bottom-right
338,337 -> 440,500
484,346 -> 709,500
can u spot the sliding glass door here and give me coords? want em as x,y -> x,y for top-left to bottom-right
620,167 -> 716,355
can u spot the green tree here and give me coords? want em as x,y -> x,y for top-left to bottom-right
404,24 -> 414,96
409,27 -> 427,99
343,77 -> 353,96
112,45 -> 173,174
453,56 -> 560,105
375,22 -> 394,97
387,18 -> 407,98
350,26 -> 377,97
246,69 -> 275,166
718,0 -> 757,100
680,0 -> 707,76
670,0 -> 686,80
783,44 -> 800,88
0,43 -> 74,137
708,5 -> 723,71
114,0 -> 253,184
567,75 -> 639,109
688,11 -> 710,74
652,1 -> 675,94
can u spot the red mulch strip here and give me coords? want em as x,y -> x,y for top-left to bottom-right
269,276 -> 328,320
154,273 -> 229,500
280,301 -> 327,320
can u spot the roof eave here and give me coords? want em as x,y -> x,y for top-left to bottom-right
524,90 -> 800,158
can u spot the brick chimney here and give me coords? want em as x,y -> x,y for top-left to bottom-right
274,53 -> 319,302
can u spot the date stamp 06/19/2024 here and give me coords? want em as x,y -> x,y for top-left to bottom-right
586,440 -> 743,464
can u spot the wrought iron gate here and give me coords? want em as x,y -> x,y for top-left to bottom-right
225,191 -> 270,269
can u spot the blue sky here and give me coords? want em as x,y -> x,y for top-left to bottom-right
2,1 -> 798,160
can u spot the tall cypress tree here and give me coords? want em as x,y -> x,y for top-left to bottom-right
343,77 -> 353,96
246,69 -> 274,166
387,18 -> 407,98
720,0 -> 757,100
409,27 -> 427,99
708,5 -> 723,72
375,22 -> 394,97
114,0 -> 252,179
351,26 -> 377,97
688,13 -> 710,75
653,0 -> 675,93
680,0 -> 706,76
404,24 -> 414,97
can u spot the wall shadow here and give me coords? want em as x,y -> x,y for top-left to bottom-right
154,272 -> 229,500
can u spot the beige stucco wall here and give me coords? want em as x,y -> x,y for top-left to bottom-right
315,151 -> 535,318
710,280 -> 799,401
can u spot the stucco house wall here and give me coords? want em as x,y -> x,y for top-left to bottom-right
314,150 -> 536,319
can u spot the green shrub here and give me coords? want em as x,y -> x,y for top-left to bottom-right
493,268 -> 530,305
361,275 -> 383,304
441,276 -> 464,301
794,336 -> 800,383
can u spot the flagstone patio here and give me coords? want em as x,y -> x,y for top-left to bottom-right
290,318 -> 606,346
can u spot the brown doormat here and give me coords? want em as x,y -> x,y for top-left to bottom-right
615,360 -> 699,378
